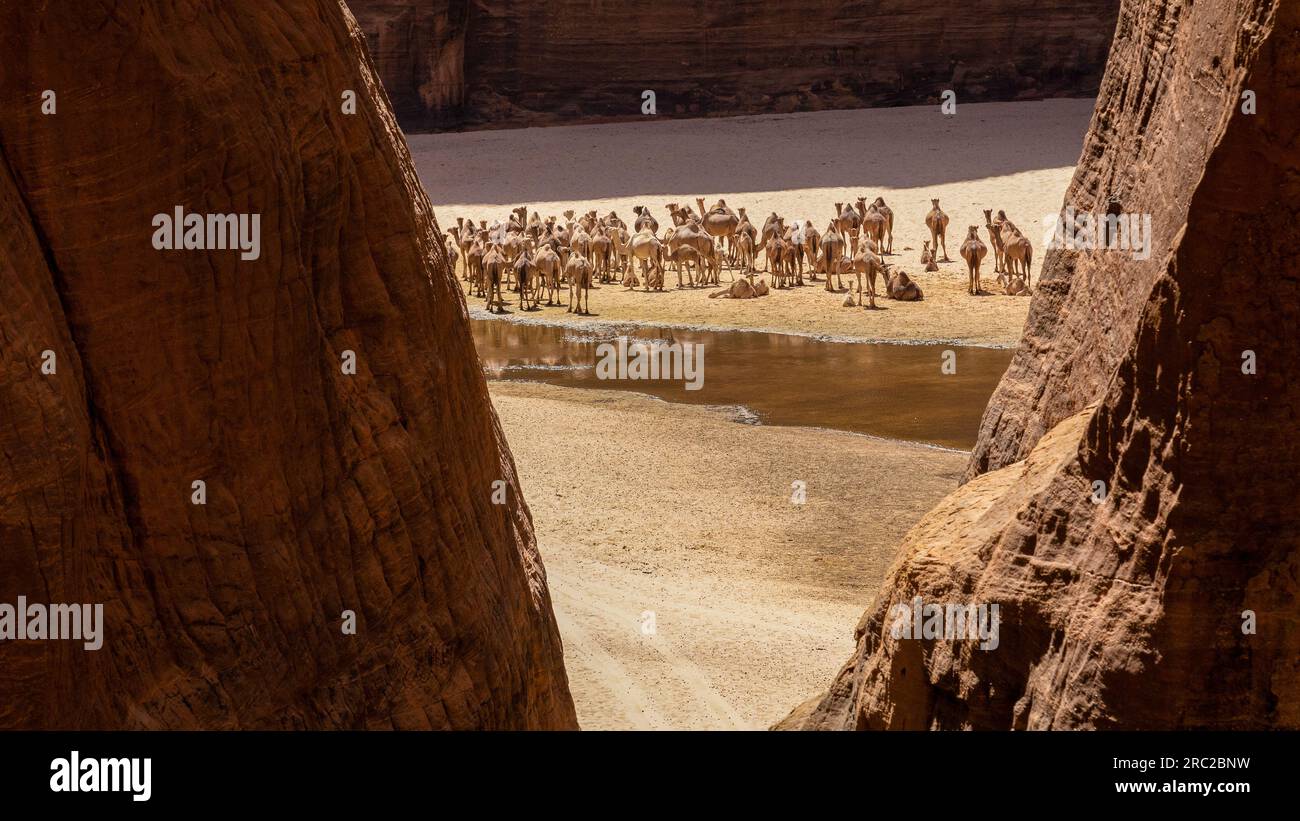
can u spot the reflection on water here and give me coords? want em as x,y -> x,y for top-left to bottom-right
472,320 -> 1011,450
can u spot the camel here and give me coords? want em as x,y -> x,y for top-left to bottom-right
886,268 -> 923,301
565,254 -> 593,314
735,208 -> 759,249
531,245 -> 563,305
819,222 -> 847,291
920,241 -> 939,272
710,278 -> 770,299
834,202 -> 861,253
665,202 -> 694,227
800,221 -> 821,280
632,205 -> 659,236
512,252 -> 540,311
482,244 -> 507,313
590,229 -> 613,282
445,237 -> 460,276
696,198 -> 740,268
959,225 -> 988,295
983,209 -> 1007,275
850,244 -> 884,309
1000,218 -> 1034,287
466,234 -> 487,296
925,198 -> 951,262
609,225 -> 632,274
667,244 -> 703,288
765,231 -> 791,288
733,229 -> 757,273
872,197 -> 895,254
628,228 -> 665,291
856,198 -> 887,257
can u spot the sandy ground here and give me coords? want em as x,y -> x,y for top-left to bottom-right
492,381 -> 967,729
414,99 -> 1093,347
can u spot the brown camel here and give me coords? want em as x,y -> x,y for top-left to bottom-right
850,244 -> 884,309
872,197 -> 895,254
983,208 -> 1007,275
696,198 -> 740,267
959,225 -> 988,295
819,222 -> 847,291
710,278 -> 770,299
920,241 -> 939,272
532,245 -> 563,305
628,228 -> 665,290
925,198 -> 951,262
632,205 -> 659,236
565,254 -> 593,314
886,268 -> 924,301
856,198 -> 887,257
482,244 -> 507,312
1000,218 -> 1034,287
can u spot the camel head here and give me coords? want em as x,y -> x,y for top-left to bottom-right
997,209 -> 1008,220
562,209 -> 575,222
873,197 -> 888,208
456,217 -> 464,230
983,209 -> 993,225
931,199 -> 941,209
855,197 -> 867,215
967,225 -> 981,240
833,202 -> 843,218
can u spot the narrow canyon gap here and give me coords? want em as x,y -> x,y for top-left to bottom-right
782,0 -> 1299,730
0,0 -> 576,729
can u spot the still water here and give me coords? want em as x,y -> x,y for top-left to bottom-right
472,320 -> 1011,450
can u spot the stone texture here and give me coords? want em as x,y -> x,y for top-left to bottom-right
782,0 -> 1299,730
349,0 -> 1119,132
0,0 -> 576,729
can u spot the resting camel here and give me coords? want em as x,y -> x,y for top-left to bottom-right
887,268 -> 923,301
565,254 -> 593,314
959,225 -> 988,295
819,222 -> 847,291
920,241 -> 939,272
872,197 -> 895,254
925,198 -> 951,262
710,277 -> 770,299
482,244 -> 507,312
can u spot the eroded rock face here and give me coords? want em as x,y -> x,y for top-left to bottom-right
0,0 -> 576,729
782,0 -> 1299,730
349,0 -> 1119,132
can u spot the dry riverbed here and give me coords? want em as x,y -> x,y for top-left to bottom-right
492,381 -> 967,729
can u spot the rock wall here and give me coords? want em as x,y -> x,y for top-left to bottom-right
782,0 -> 1299,730
349,0 -> 1119,132
0,0 -> 576,730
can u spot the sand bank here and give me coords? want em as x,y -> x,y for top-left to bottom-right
492,381 -> 967,729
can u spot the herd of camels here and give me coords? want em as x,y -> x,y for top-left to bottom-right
446,197 -> 1035,315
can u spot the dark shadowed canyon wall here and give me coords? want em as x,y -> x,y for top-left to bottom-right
349,0 -> 1120,132
782,0 -> 1299,730
0,0 -> 576,729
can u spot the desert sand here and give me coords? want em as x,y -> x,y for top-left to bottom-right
492,381 -> 967,729
414,99 -> 1093,347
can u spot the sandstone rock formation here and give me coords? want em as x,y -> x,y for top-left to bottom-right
348,0 -> 1119,132
782,0 -> 1298,729
0,0 -> 576,729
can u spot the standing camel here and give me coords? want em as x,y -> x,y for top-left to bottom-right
819,222 -> 847,292
872,197 -> 895,254
959,226 -> 988,295
565,254 -> 593,314
925,198 -> 951,262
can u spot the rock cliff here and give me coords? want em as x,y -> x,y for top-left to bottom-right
782,0 -> 1299,729
0,0 -> 576,729
349,0 -> 1119,131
